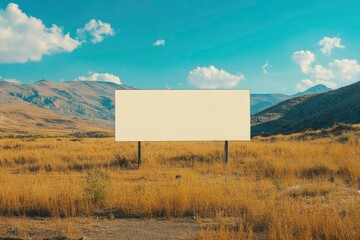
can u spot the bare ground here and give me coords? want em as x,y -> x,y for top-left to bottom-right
0,217 -> 198,240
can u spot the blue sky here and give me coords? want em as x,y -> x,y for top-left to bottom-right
0,0 -> 360,94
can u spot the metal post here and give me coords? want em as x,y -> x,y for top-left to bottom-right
224,141 -> 228,163
138,141 -> 141,166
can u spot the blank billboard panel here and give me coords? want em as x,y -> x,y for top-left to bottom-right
115,90 -> 250,141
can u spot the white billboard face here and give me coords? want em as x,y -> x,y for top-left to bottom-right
115,90 -> 250,142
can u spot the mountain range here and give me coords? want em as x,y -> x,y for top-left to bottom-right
0,79 -> 134,127
251,84 -> 331,114
252,81 -> 360,136
1,78 -> 356,136
0,103 -> 110,135
0,79 -> 331,119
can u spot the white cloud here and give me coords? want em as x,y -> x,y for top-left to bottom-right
318,36 -> 345,55
329,59 -> 360,81
292,50 -> 315,74
153,39 -> 165,47
0,3 -> 80,63
188,65 -> 244,89
292,50 -> 333,80
77,19 -> 115,44
294,58 -> 360,90
292,45 -> 360,87
296,79 -> 314,91
311,64 -> 334,80
74,72 -> 121,85
262,60 -> 270,75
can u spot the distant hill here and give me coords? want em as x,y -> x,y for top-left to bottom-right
0,103 -> 111,135
0,80 -> 13,87
0,80 -> 134,126
250,84 -> 331,114
292,84 -> 332,97
251,93 -> 290,114
252,81 -> 360,136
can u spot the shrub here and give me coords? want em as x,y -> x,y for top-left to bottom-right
85,169 -> 111,204
329,123 -> 355,135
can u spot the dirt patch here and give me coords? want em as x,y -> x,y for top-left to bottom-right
0,217 -> 198,240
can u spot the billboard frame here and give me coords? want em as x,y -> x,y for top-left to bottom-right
115,89 -> 251,165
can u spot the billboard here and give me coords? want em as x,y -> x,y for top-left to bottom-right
115,90 -> 250,141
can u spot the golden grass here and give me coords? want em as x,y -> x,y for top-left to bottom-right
0,130 -> 360,239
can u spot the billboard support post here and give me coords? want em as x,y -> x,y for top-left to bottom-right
224,141 -> 228,163
115,90 -> 250,165
138,141 -> 141,166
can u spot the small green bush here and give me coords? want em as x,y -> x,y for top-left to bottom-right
85,168 -> 111,204
337,133 -> 357,143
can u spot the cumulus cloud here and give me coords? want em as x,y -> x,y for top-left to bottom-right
77,19 -> 115,44
318,36 -> 345,55
74,72 -> 121,85
329,59 -> 360,81
292,50 -> 315,74
293,38 -> 358,90
294,54 -> 360,82
294,58 -> 360,90
188,65 -> 244,89
296,79 -> 314,91
153,39 -> 165,47
292,50 -> 333,80
0,3 -> 80,63
262,61 -> 270,75
311,65 -> 334,80
293,43 -> 360,88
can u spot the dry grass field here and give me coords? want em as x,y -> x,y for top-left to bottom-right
0,124 -> 360,239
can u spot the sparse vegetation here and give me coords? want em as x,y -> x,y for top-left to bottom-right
85,168 -> 111,204
0,127 -> 360,239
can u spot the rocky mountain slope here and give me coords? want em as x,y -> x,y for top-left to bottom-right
252,81 -> 360,136
0,103 -> 111,135
250,84 -> 331,114
0,80 -> 133,126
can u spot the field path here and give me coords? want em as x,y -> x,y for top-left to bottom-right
0,217 -> 198,240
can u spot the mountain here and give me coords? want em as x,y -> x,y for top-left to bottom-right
250,84 -> 331,114
292,84 -> 332,97
0,103 -> 111,135
0,80 -> 134,126
251,93 -> 290,114
252,81 -> 360,136
0,79 -> 18,87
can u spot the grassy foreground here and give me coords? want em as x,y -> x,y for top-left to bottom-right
0,125 -> 360,239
